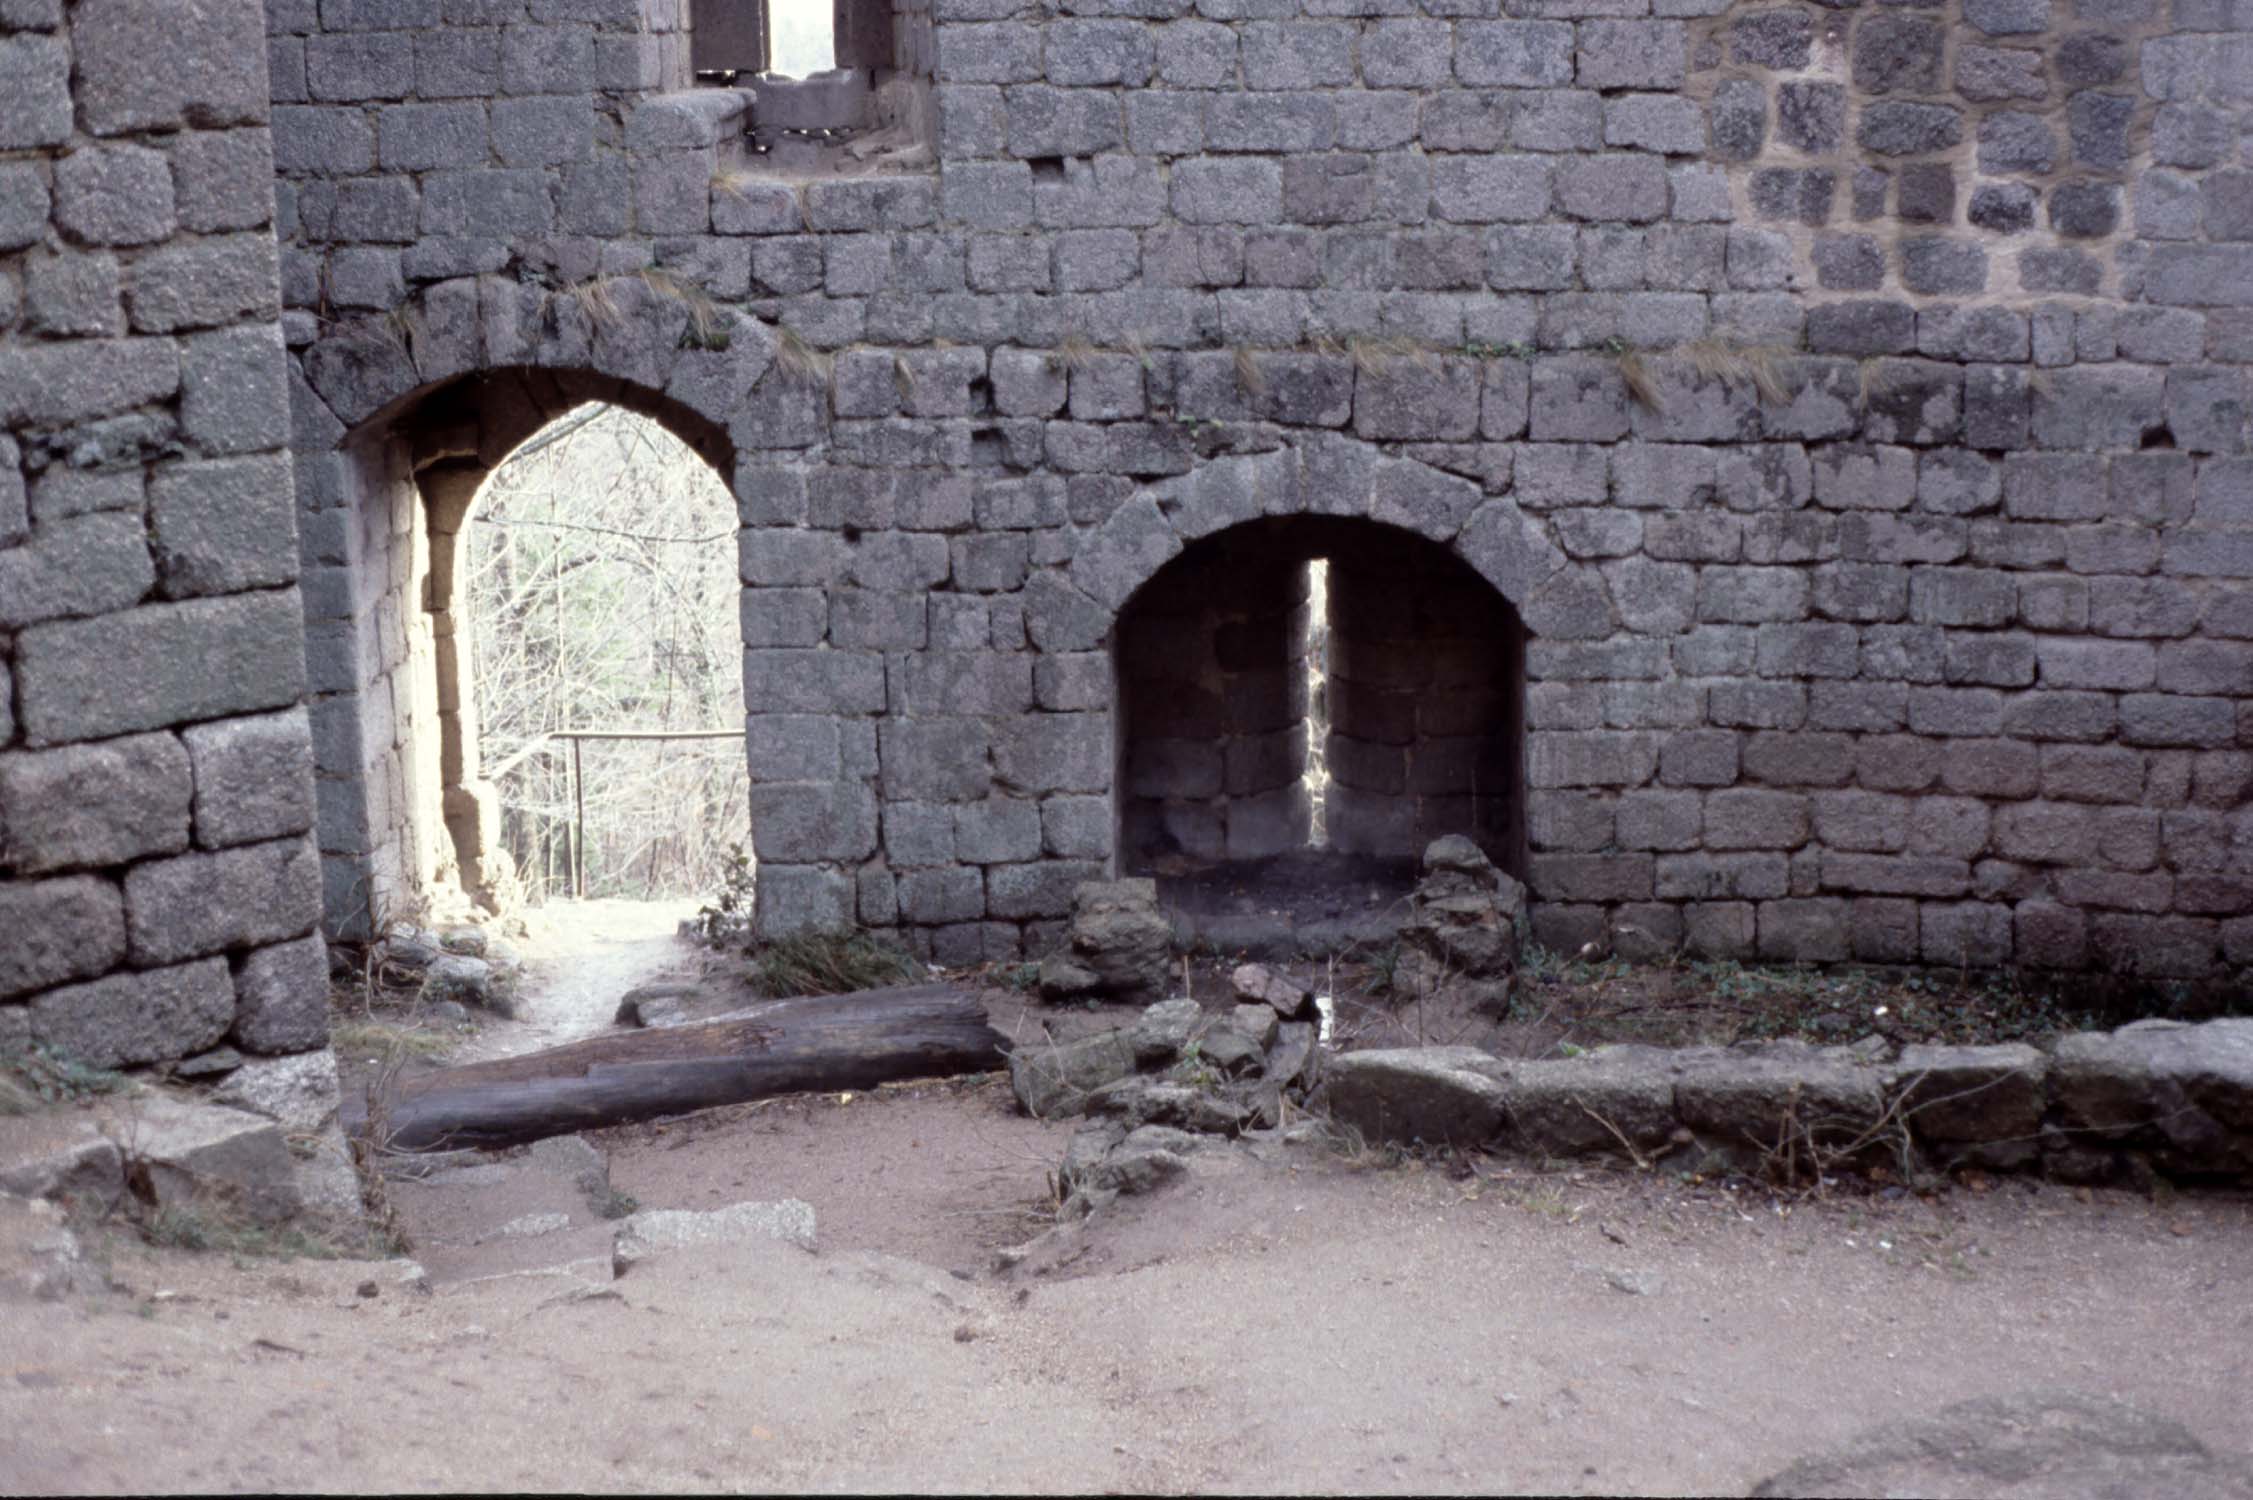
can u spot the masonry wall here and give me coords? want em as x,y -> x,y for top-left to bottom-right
0,0 -> 329,1070
252,0 -> 2253,984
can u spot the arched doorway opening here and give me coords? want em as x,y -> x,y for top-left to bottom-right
441,403 -> 747,912
305,367 -> 740,938
1116,516 -> 1527,942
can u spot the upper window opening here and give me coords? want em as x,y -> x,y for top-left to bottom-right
695,0 -> 925,170
771,0 -> 836,78
692,0 -> 840,80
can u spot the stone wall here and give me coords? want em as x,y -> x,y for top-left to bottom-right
271,0 -> 2251,980
4,0 -> 2243,1029
0,0 -> 328,1070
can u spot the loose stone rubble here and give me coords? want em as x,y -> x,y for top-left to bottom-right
1392,835 -> 1529,1019
1012,983 -> 1326,1218
1036,879 -> 1175,1006
371,926 -> 520,1018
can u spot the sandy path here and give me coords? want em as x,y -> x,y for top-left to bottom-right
456,897 -> 700,1061
5,1140 -> 2250,1495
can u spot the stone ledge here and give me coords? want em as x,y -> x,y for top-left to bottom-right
1315,1016 -> 2253,1186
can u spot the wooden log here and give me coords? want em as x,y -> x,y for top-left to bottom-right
369,984 -> 1008,1153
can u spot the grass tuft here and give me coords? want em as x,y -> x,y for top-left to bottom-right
1233,344 -> 1269,399
639,267 -> 725,349
331,1021 -> 457,1062
1681,337 -> 1792,404
1057,334 -> 1098,371
752,927 -> 924,998
773,324 -> 831,385
1615,349 -> 1664,412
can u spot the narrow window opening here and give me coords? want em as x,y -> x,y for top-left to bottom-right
1303,557 -> 1331,850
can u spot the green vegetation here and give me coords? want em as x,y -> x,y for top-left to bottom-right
330,1021 -> 457,1062
0,1045 -> 135,1113
751,927 -> 924,998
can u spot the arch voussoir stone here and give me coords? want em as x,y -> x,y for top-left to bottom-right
1073,494 -> 1183,612
1457,496 -> 1567,608
300,327 -> 419,430
1370,455 -> 1484,544
665,313 -> 779,429
1160,447 -> 1298,541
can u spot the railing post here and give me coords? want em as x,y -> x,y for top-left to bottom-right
571,736 -> 586,901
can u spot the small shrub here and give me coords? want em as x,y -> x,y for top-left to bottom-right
691,841 -> 756,946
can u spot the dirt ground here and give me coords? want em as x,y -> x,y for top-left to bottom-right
10,901 -> 2253,1495
6,1103 -> 2252,1495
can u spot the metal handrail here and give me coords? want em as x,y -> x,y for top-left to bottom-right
545,727 -> 747,898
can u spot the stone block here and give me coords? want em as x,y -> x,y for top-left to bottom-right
1957,45 -> 2046,103
0,511 -> 157,632
123,233 -> 279,334
1707,77 -> 1767,162
0,32 -> 70,148
0,732 -> 193,877
1354,358 -> 1482,441
1755,899 -> 1849,962
1853,13 -> 1943,93
306,30 -> 414,100
1675,1041 -> 1884,1146
1553,155 -> 1668,223
182,709 -> 317,851
898,866 -> 986,924
1858,102 -> 1963,157
749,780 -> 881,863
1807,301 -> 1915,357
2154,104 -> 2233,171
2051,1019 -> 2253,1166
232,934 -> 331,1055
1362,19 -> 1451,87
994,713 -> 1111,793
1576,20 -> 1684,90
29,958 -> 235,1070
1980,112 -> 2057,175
988,859 -> 1104,920
69,0 -> 267,137
179,324 -> 290,458
1503,1049 -> 1678,1159
1455,21 -> 1575,86
2067,90 -> 2135,172
54,144 -> 177,247
0,875 -> 128,1002
1731,7 -> 1811,68
1891,1043 -> 2046,1144
148,455 -> 298,599
2049,181 -> 2121,239
123,836 -> 321,967
1324,1047 -> 1510,1147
